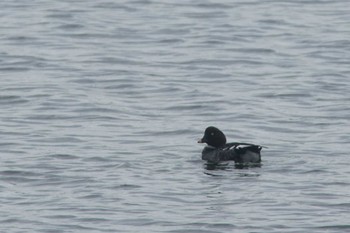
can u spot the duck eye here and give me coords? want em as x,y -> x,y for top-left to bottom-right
211,132 -> 214,136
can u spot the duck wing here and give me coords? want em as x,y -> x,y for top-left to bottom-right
223,142 -> 262,154
202,143 -> 263,163
225,143 -> 262,163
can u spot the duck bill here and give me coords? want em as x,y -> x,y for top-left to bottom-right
197,138 -> 204,143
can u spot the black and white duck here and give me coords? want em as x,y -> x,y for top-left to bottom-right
198,126 -> 262,164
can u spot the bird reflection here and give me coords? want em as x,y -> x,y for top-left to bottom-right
204,161 -> 261,171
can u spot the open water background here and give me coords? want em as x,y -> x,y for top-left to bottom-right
1,0 -> 349,232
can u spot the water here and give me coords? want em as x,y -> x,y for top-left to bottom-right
1,0 -> 349,232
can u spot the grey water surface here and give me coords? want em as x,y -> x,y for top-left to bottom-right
1,0 -> 349,232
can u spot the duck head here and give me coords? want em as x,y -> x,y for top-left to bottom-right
198,126 -> 227,148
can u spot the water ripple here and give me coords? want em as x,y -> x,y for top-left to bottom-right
0,0 -> 349,232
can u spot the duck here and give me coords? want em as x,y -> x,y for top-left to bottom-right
198,126 -> 262,164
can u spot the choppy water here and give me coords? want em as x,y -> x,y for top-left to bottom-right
1,0 -> 350,232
